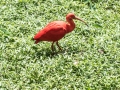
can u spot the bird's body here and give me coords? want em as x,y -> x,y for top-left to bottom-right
34,21 -> 75,43
33,13 -> 88,51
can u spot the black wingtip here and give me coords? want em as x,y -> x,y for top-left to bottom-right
31,37 -> 34,40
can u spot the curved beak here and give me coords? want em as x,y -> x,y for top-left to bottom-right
75,17 -> 88,27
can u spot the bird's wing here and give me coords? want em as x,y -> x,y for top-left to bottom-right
41,24 -> 67,41
34,21 -> 67,42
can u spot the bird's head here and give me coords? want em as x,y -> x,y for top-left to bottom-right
66,13 -> 76,21
66,13 -> 88,26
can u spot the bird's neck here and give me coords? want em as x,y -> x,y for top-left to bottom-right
66,20 -> 75,33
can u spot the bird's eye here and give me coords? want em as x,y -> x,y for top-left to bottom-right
71,15 -> 75,19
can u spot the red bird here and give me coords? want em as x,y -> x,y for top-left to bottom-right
33,13 -> 88,51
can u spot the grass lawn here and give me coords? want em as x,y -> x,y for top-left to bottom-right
0,0 -> 120,89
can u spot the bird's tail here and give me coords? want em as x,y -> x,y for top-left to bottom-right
32,37 -> 40,44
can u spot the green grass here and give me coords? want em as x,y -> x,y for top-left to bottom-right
0,0 -> 120,89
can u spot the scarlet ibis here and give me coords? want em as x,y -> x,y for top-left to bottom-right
32,13 -> 88,51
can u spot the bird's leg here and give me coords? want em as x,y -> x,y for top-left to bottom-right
56,41 -> 62,51
51,42 -> 55,52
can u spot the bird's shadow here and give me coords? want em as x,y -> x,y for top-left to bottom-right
32,45 -> 84,59
32,46 -> 59,58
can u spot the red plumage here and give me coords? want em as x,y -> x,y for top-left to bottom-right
33,13 -> 88,51
34,21 -> 67,43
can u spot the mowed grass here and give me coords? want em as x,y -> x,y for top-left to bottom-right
0,0 -> 120,89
